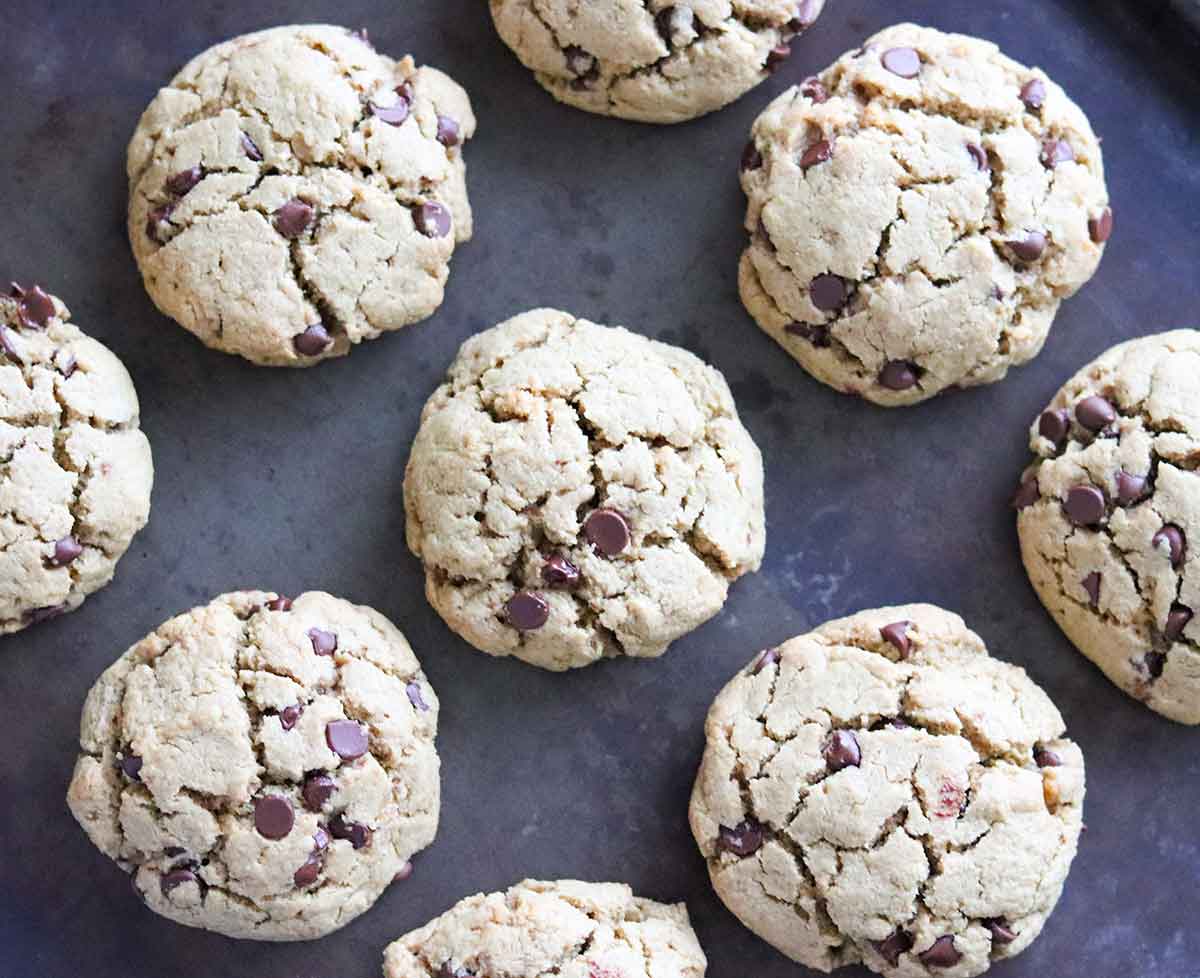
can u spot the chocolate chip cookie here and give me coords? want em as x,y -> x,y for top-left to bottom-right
67,590 -> 440,940
128,25 -> 475,366
739,23 -> 1111,405
1016,331 -> 1200,724
689,604 -> 1084,976
382,879 -> 707,978
490,0 -> 827,124
403,308 -> 766,670
0,284 -> 153,633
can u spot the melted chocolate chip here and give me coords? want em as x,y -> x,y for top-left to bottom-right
414,202 -> 452,238
799,138 -> 834,169
800,76 -> 829,103
273,197 -> 313,238
584,508 -> 630,556
1153,524 -> 1186,568
371,92 -> 411,126
716,819 -> 765,857
740,141 -> 763,172
765,43 -> 791,72
48,536 -> 83,567
879,360 -> 919,391
254,795 -> 295,840
160,869 -> 199,896
786,322 -> 830,346
145,203 -> 175,243
329,813 -> 372,849
1075,395 -> 1115,431
326,720 -> 369,760
1081,571 -> 1101,608
505,590 -> 550,631
1143,651 -> 1166,679
302,773 -> 336,812
1007,231 -> 1047,262
541,553 -> 580,588
165,165 -> 203,197
241,132 -> 263,161
1064,485 -> 1105,526
966,143 -> 989,171
881,47 -> 921,78
875,930 -> 914,967
406,681 -> 429,712
280,705 -> 303,731
120,754 -> 143,781
14,284 -> 55,328
919,935 -> 962,967
266,595 -> 292,612
1089,207 -> 1114,244
1020,78 -> 1046,110
822,730 -> 861,772
1034,745 -> 1062,767
809,274 -> 847,311
564,46 -> 595,77
436,115 -> 461,147
985,918 -> 1019,944
750,648 -> 780,674
1040,138 -> 1074,169
293,323 -> 333,356
308,627 -> 337,656
1038,409 -> 1070,444
1166,604 -> 1193,642
880,620 -> 912,657
1116,471 -> 1147,506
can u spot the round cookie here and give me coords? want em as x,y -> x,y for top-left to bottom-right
403,308 -> 766,671
1015,331 -> 1200,724
739,22 -> 1111,406
66,590 -> 440,940
489,0 -> 828,124
382,879 -> 707,978
0,284 -> 153,633
127,25 -> 475,366
689,604 -> 1084,977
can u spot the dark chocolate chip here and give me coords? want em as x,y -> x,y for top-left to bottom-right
1007,231 -> 1047,262
163,846 -> 186,858
1166,604 -> 1193,642
740,141 -> 763,172
1154,524 -> 1186,567
716,819 -> 765,857
879,360 -> 919,391
1064,485 -> 1106,526
293,854 -> 321,888
1143,651 -> 1166,679
413,202 -> 451,238
790,0 -> 822,31
280,704 -> 303,731
541,553 -> 580,588
308,627 -> 337,657
786,322 -> 830,347
371,93 -> 411,126
241,132 -> 263,161
266,595 -> 292,612
302,773 -> 336,812
656,5 -> 694,48
1034,745 -> 1062,767
584,508 -> 630,556
436,115 -> 461,147
254,795 -> 295,840
809,274 -> 847,312
564,46 -> 595,76
165,165 -> 203,197
880,621 -> 912,657
985,918 -> 1019,944
799,138 -> 834,169
1081,571 -> 1101,608
822,730 -> 861,772
160,869 -> 198,896
1020,78 -> 1046,110
120,754 -> 143,781
919,935 -> 962,967
1116,471 -> 1147,506
750,648 -> 780,674
765,43 -> 791,72
145,203 -> 174,243
881,47 -> 921,78
1075,395 -> 1116,431
326,720 -> 369,760
15,284 -> 55,328
1038,409 -> 1070,444
293,323 -> 333,356
505,590 -> 549,631
800,76 -> 829,103
1089,207 -> 1114,244
1040,138 -> 1074,169
48,535 -> 83,567
406,682 -> 429,712
875,930 -> 914,967
966,143 -> 989,172
329,813 -> 372,849
273,197 -> 313,239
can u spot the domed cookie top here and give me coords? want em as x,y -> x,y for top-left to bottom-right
689,604 -> 1084,976
127,24 -> 475,366
403,308 -> 765,670
738,22 -> 1111,405
0,284 -> 153,633
1016,330 -> 1200,724
382,879 -> 706,978
490,0 -> 828,124
67,590 -> 440,940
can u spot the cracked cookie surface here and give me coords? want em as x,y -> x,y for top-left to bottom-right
0,285 -> 153,633
127,24 -> 475,367
66,590 -> 440,940
738,22 -> 1110,406
1016,331 -> 1200,724
403,308 -> 765,671
689,604 -> 1084,977
489,0 -> 827,124
382,879 -> 707,978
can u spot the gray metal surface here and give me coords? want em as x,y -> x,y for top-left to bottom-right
2,1 -> 1198,976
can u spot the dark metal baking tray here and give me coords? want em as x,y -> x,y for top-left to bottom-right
2,1 -> 1198,976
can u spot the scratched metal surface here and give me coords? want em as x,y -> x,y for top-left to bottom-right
1,1 -> 1198,976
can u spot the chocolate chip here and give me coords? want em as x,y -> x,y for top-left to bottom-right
879,360 -> 919,391
436,115 -> 461,147
565,46 -> 595,76
1009,476 -> 1037,509
740,141 -> 763,172
120,754 -> 143,781
14,284 -> 55,329
786,322 -> 830,346
165,165 -> 203,197
881,47 -> 921,78
163,846 -> 186,858
1081,571 -> 1101,608
1041,138 -> 1074,169
308,627 -> 337,657
293,323 -> 333,356
414,202 -> 451,238
765,43 -> 791,72
1007,231 -> 1047,262
302,773 -> 336,812
280,704 -> 303,731
584,508 -> 630,556
371,92 -> 411,126
750,648 -> 780,674
266,595 -> 292,612
406,681 -> 429,712
656,5 -> 694,48
241,132 -> 263,161
254,795 -> 295,840
822,730 -> 861,772
505,590 -> 549,631
1153,524 -> 1186,567
145,203 -> 174,243
790,0 -> 822,31
1064,485 -> 1106,526
919,935 -> 961,967
273,197 -> 313,238
984,918 -> 1018,944
1143,651 -> 1166,679
1020,78 -> 1046,110
326,720 -> 368,760
394,860 -> 414,881
800,76 -> 829,102
1166,604 -> 1193,641
799,138 -> 834,169
160,869 -> 198,896
541,553 -> 580,588
293,854 -> 321,888
966,143 -> 989,172
329,813 -> 372,849
809,274 -> 847,312
1075,395 -> 1116,431
1038,408 -> 1070,444
1116,471 -> 1147,506
880,621 -> 912,657
1033,745 -> 1062,767
48,535 -> 83,567
716,819 -> 765,857
1089,207 -> 1114,244
875,930 -> 914,967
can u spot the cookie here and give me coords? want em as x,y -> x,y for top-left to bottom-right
489,0 -> 827,124
0,284 -> 153,633
739,23 -> 1111,406
66,590 -> 440,940
403,308 -> 765,671
689,604 -> 1084,977
127,25 -> 475,367
381,879 -> 707,978
1015,331 -> 1200,724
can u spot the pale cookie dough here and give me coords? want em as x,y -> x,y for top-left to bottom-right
490,0 -> 827,124
689,604 -> 1085,977
382,879 -> 707,978
128,25 -> 475,366
403,308 -> 766,671
1015,331 -> 1200,724
0,285 -> 153,633
739,23 -> 1111,405
66,590 -> 440,940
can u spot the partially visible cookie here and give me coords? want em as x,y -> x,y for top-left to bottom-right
689,604 -> 1084,977
382,879 -> 707,978
0,284 -> 153,633
403,308 -> 766,671
490,0 -> 828,124
67,590 -> 440,940
1016,331 -> 1200,724
739,23 -> 1111,405
128,24 -> 475,366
